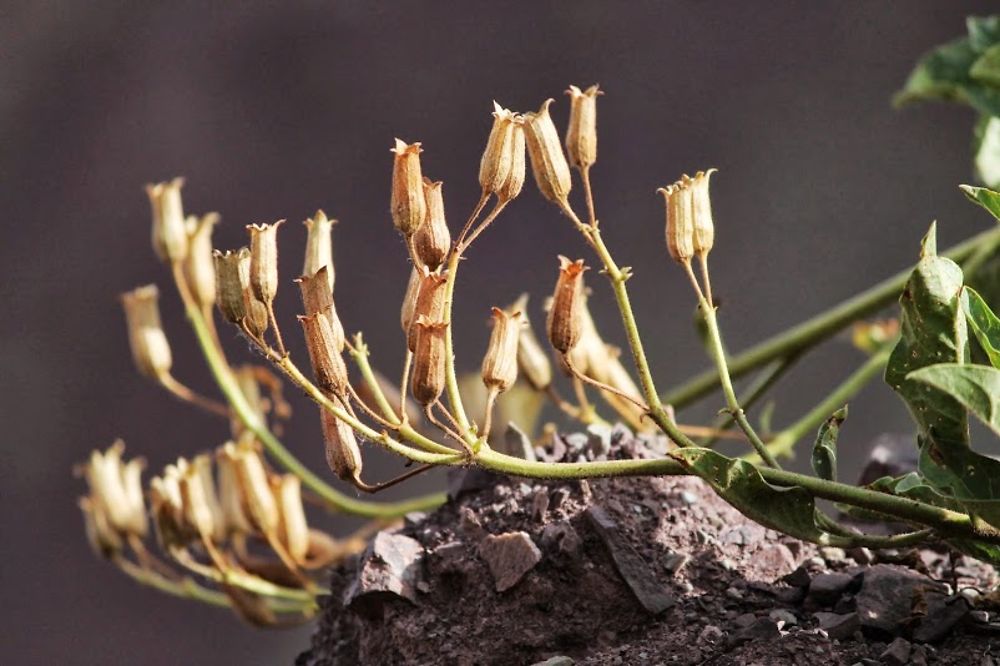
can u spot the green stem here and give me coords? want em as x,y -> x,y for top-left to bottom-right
701,354 -> 799,446
115,558 -> 230,608
170,265 -> 446,518
759,344 -> 893,461
348,334 -> 401,424
661,226 -> 1000,409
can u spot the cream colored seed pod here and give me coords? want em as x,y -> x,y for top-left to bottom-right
213,248 -> 251,324
546,256 -> 588,353
524,99 -> 572,204
302,210 -> 336,293
410,316 -> 449,405
658,179 -> 695,264
390,139 -> 426,237
179,463 -> 217,541
274,474 -> 310,565
232,441 -> 279,534
478,102 -> 516,196
319,408 -> 363,482
79,496 -> 123,558
407,268 -> 449,352
244,296 -> 270,339
295,267 -> 345,352
298,313 -> 349,397
217,443 -> 254,535
120,285 -> 173,381
149,469 -> 192,549
82,441 -> 147,537
565,84 -> 601,170
507,293 -> 552,391
691,169 -> 717,256
498,117 -> 527,203
184,212 -> 220,311
146,177 -> 188,262
246,221 -> 284,305
481,307 -> 523,394
413,178 -> 451,270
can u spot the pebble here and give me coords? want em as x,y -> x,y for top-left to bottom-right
971,610 -> 990,623
769,609 -> 798,627
478,531 -> 542,592
806,572 -> 854,606
679,490 -> 698,506
961,587 -> 981,602
880,637 -> 912,666
912,595 -> 969,643
725,586 -> 744,601
346,532 -> 424,611
696,625 -> 724,644
530,658 -> 574,666
813,611 -> 860,641
846,546 -> 874,565
856,565 -> 942,634
819,547 -> 846,563
734,612 -> 757,628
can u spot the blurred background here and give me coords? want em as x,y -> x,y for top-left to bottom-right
3,1 -> 999,663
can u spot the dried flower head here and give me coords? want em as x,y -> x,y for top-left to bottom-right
390,139 -> 427,237
184,212 -> 220,311
407,267 -> 449,352
79,496 -> 123,558
498,117 -> 527,203
413,178 -> 451,270
273,474 -> 310,565
217,443 -> 253,535
507,294 -> 553,391
81,441 -> 148,539
565,84 -> 601,170
410,316 -> 449,405
213,248 -> 251,324
298,313 -> 349,397
546,256 -> 588,353
121,285 -> 173,381
319,408 -> 362,482
479,102 -> 516,196
179,459 -> 219,541
296,267 -> 345,352
146,177 -> 188,262
691,169 -> 717,257
149,464 -> 192,549
658,178 -> 695,264
230,440 -> 279,534
302,210 -> 337,293
524,99 -> 572,204
246,221 -> 284,305
481,307 -> 523,393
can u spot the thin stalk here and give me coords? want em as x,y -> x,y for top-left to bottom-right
158,373 -> 230,417
114,557 -> 231,608
701,354 -> 800,447
661,225 -> 1000,409
347,335 -> 401,424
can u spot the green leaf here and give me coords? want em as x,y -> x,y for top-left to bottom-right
917,441 -> 1000,530
895,37 -> 979,107
670,447 -> 829,543
964,287 -> 1000,368
811,406 -> 846,482
974,117 -> 1000,189
968,15 -> 1000,54
885,246 -> 970,451
963,84 -> 1000,118
908,363 -> 1000,436
971,44 -> 1000,87
962,184 -> 1000,221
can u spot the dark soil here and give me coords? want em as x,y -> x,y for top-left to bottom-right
298,428 -> 1000,665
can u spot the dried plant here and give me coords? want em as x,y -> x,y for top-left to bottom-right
77,83 -> 1000,627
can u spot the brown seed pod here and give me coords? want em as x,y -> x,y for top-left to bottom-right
400,266 -> 421,337
184,212 -> 220,311
498,117 -> 526,203
481,307 -> 523,394
244,296 -> 270,339
120,285 -> 173,380
295,267 -> 345,352
658,178 -> 694,264
407,267 -> 449,352
546,256 -> 588,353
410,316 -> 449,405
213,248 -> 251,324
691,169 -> 717,257
298,313 -> 349,397
390,139 -> 426,237
319,407 -> 362,482
524,99 -> 572,204
413,178 -> 451,270
478,102 -> 516,196
565,84 -> 601,170
146,177 -> 188,262
246,220 -> 284,305
302,210 -> 336,292
230,440 -> 279,535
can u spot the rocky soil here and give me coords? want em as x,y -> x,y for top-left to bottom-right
298,427 -> 1000,665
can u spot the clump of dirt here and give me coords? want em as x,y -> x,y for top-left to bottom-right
298,427 -> 1000,665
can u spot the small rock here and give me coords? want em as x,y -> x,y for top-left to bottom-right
833,594 -> 855,614
725,586 -> 744,601
540,521 -> 581,557
721,524 -> 764,546
782,565 -> 813,588
549,487 -> 572,511
775,586 -> 807,605
531,489 -> 550,522
679,490 -> 698,506
729,617 -> 779,646
846,546 -> 874,565
663,552 -> 689,576
561,432 -> 589,456
478,531 -> 542,592
586,506 -> 675,614
734,612 -> 757,628
346,532 -> 424,613
960,587 -> 981,603
458,506 -> 486,540
403,511 -> 426,528
497,422 -> 537,460
755,543 -> 797,578
697,625 -> 724,644
530,658 -> 574,666
813,611 -> 860,641
819,547 -> 847,564
677,581 -> 694,594
880,637 -> 912,666
912,595 -> 969,643
585,423 -> 612,459
769,609 -> 798,627
971,610 -> 990,623
856,565 -> 944,634
806,572 -> 854,606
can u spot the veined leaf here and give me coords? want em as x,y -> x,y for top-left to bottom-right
811,406 -> 846,482
908,363 -> 1000,436
670,447 -> 829,543
894,37 -> 978,107
961,184 -> 1000,221
964,287 -> 1000,368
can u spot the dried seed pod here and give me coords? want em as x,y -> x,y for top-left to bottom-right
149,467 -> 193,548
481,307 -> 523,393
184,212 -> 220,311
302,210 -> 336,292
146,177 -> 188,262
191,454 -> 226,542
217,443 -> 253,535
298,313 -> 349,397
478,102 -> 516,196
179,462 -> 217,541
691,169 -> 717,257
410,316 -> 448,405
507,294 -> 552,391
295,267 -> 345,352
413,178 -> 451,270
120,285 -> 173,380
319,408 -> 362,482
81,441 -> 148,537
79,496 -> 123,558
524,99 -> 572,204
214,248 -> 251,324
407,267 -> 448,352
246,221 -> 283,305
390,139 -> 426,237
658,178 -> 695,264
546,256 -> 588,353
565,84 -> 601,170
231,441 -> 279,534
498,117 -> 526,203
244,296 -> 270,339
274,474 -> 309,565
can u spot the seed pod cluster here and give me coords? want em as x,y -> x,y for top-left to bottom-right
546,256 -> 588,354
302,210 -> 337,293
524,99 -> 572,205
121,285 -> 173,380
213,248 -> 269,337
481,307 -> 523,393
659,169 -> 717,264
565,84 -> 601,171
390,139 -> 426,237
319,407 -> 363,482
413,178 -> 451,270
146,178 -> 189,263
296,266 -> 345,353
184,212 -> 220,311
80,441 -> 149,542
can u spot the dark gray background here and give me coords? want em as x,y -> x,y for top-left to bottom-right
3,2 -> 999,664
